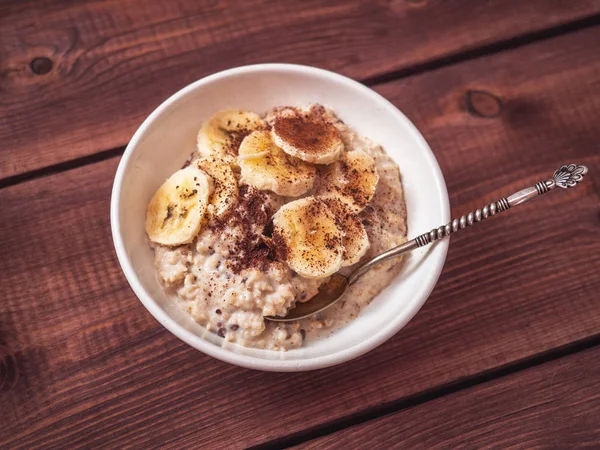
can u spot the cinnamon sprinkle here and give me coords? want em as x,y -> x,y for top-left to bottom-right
273,110 -> 341,157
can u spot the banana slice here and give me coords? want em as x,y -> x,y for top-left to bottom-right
238,130 -> 317,197
317,150 -> 379,213
271,108 -> 344,164
197,110 -> 265,164
196,157 -> 238,220
322,198 -> 370,267
272,197 -> 344,279
146,167 -> 213,246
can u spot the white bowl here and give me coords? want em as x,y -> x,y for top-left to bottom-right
111,64 -> 450,372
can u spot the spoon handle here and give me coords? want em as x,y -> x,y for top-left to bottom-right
348,164 -> 588,285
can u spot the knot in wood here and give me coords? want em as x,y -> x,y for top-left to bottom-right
30,57 -> 53,75
0,345 -> 19,392
466,90 -> 502,118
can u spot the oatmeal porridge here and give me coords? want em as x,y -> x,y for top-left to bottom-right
146,105 -> 407,350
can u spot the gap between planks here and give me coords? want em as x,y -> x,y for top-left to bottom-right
2,13 -> 600,191
0,146 -> 125,190
250,333 -> 600,449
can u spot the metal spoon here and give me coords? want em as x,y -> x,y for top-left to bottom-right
266,164 -> 588,322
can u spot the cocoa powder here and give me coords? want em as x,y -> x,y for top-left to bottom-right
212,185 -> 277,273
273,110 -> 341,157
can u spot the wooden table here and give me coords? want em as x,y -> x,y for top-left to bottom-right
2,1 -> 600,448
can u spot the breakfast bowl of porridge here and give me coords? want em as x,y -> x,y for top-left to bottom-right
111,64 -> 449,371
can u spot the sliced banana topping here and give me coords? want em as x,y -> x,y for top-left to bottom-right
322,198 -> 370,267
317,150 -> 379,213
272,197 -> 344,279
271,108 -> 344,165
196,157 -> 238,220
238,130 -> 317,197
146,167 -> 213,246
197,110 -> 265,164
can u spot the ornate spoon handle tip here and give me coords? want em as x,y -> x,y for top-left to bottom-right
415,163 -> 588,247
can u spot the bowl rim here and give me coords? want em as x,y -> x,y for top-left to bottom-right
110,63 -> 450,372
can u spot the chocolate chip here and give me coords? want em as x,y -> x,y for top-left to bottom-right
215,309 -> 222,315
217,328 -> 226,337
300,329 -> 306,340
230,324 -> 239,330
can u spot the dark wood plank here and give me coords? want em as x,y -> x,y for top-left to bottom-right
296,347 -> 600,449
2,27 -> 600,449
2,0 -> 600,178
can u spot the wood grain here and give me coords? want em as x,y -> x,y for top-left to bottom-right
3,0 -> 600,178
296,347 -> 600,449
375,28 -> 600,213
2,27 -> 600,449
